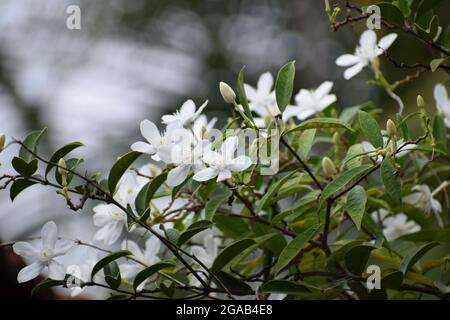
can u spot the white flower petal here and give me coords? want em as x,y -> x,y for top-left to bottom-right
53,240 -> 74,256
93,204 -> 115,226
167,165 -> 190,187
335,54 -> 360,67
282,105 -> 298,121
140,120 -> 161,146
131,141 -> 156,155
377,33 -> 398,53
41,221 -> 58,251
13,242 -> 39,259
179,99 -> 196,120
217,169 -> 232,182
344,62 -> 365,80
434,84 -> 450,114
122,240 -> 145,262
359,29 -> 377,51
48,260 -> 66,280
221,136 -> 239,161
17,262 -> 44,283
317,94 -> 337,111
257,72 -> 274,94
193,168 -> 218,182
228,156 -> 252,172
144,236 -> 161,264
314,81 -> 333,100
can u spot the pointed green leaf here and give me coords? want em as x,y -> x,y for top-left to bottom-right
177,220 -> 214,246
211,238 -> 255,272
285,118 -> 353,135
108,151 -> 142,194
275,61 -> 295,113
134,172 -> 168,214
345,185 -> 367,230
45,142 -> 84,177
133,262 -> 175,291
399,242 -> 439,274
205,188 -> 232,221
19,128 -> 47,162
10,179 -> 38,201
380,157 -> 402,206
237,66 -> 254,122
91,250 -> 131,278
257,171 -> 298,212
358,110 -> 383,149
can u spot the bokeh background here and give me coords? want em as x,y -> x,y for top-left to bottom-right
0,0 -> 449,298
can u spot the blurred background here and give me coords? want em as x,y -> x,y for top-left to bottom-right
0,0 -> 449,298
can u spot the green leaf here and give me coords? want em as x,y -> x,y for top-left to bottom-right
12,157 -> 38,177
342,144 -> 364,170
205,189 -> 232,221
104,261 -> 121,289
133,262 -> 174,291
297,129 -> 316,158
177,220 -> 214,246
108,151 -> 142,194
19,128 -> 47,162
380,157 -> 402,206
433,113 -> 448,150
134,172 -> 168,214
344,244 -> 375,275
381,270 -> 403,289
285,118 -> 353,135
275,61 -> 295,113
430,57 -> 450,72
91,250 -> 131,278
31,278 -> 64,296
345,185 -> 367,230
257,171 -> 298,212
260,280 -> 311,294
319,165 -> 372,206
358,110 -> 383,149
216,271 -> 253,292
415,0 -> 444,21
398,229 -> 450,242
211,238 -> 255,272
274,225 -> 319,275
394,0 -> 411,16
376,2 -> 405,27
237,66 -> 254,123
10,179 -> 38,201
45,142 -> 84,177
399,242 -> 439,274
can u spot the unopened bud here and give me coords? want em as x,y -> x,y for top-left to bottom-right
322,157 -> 337,177
0,133 -> 5,150
417,95 -> 425,110
386,119 -> 397,137
219,82 -> 236,104
332,132 -> 340,145
58,158 -> 67,179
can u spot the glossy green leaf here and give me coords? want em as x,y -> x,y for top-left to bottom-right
381,270 -> 403,289
399,242 -> 439,274
285,118 -> 353,135
91,250 -> 131,278
205,188 -> 232,221
319,165 -> 372,206
376,2 -> 405,27
344,244 -> 375,275
257,171 -> 298,212
31,278 -> 64,296
108,151 -> 142,194
216,271 -> 253,292
12,157 -> 38,177
237,66 -> 254,122
45,142 -> 84,177
134,172 -> 168,214
10,179 -> 38,201
211,238 -> 255,272
345,185 -> 367,230
104,261 -> 121,289
177,220 -> 213,246
398,229 -> 450,242
275,61 -> 295,113
19,128 -> 47,162
274,225 -> 319,275
260,280 -> 311,294
380,157 -> 402,206
133,262 -> 174,291
358,110 -> 383,149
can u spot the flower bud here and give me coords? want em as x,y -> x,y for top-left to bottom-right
58,158 -> 67,181
219,82 -> 236,104
332,132 -> 340,145
322,156 -> 337,177
386,119 -> 397,137
417,95 -> 425,110
0,133 -> 5,150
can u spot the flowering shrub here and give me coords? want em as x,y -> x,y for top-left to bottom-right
1,1 -> 450,300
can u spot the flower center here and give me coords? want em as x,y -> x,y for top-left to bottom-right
110,210 -> 124,221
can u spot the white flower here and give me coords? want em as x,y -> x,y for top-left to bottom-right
244,72 -> 280,125
12,221 -> 73,283
161,99 -> 208,126
404,185 -> 443,227
336,30 -> 397,79
361,137 -> 415,162
192,114 -> 217,141
371,210 -> 420,241
282,81 -> 337,121
93,171 -> 143,245
119,237 -> 160,291
166,139 -> 211,187
193,136 -> 252,182
433,84 -> 450,127
130,120 -> 185,162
